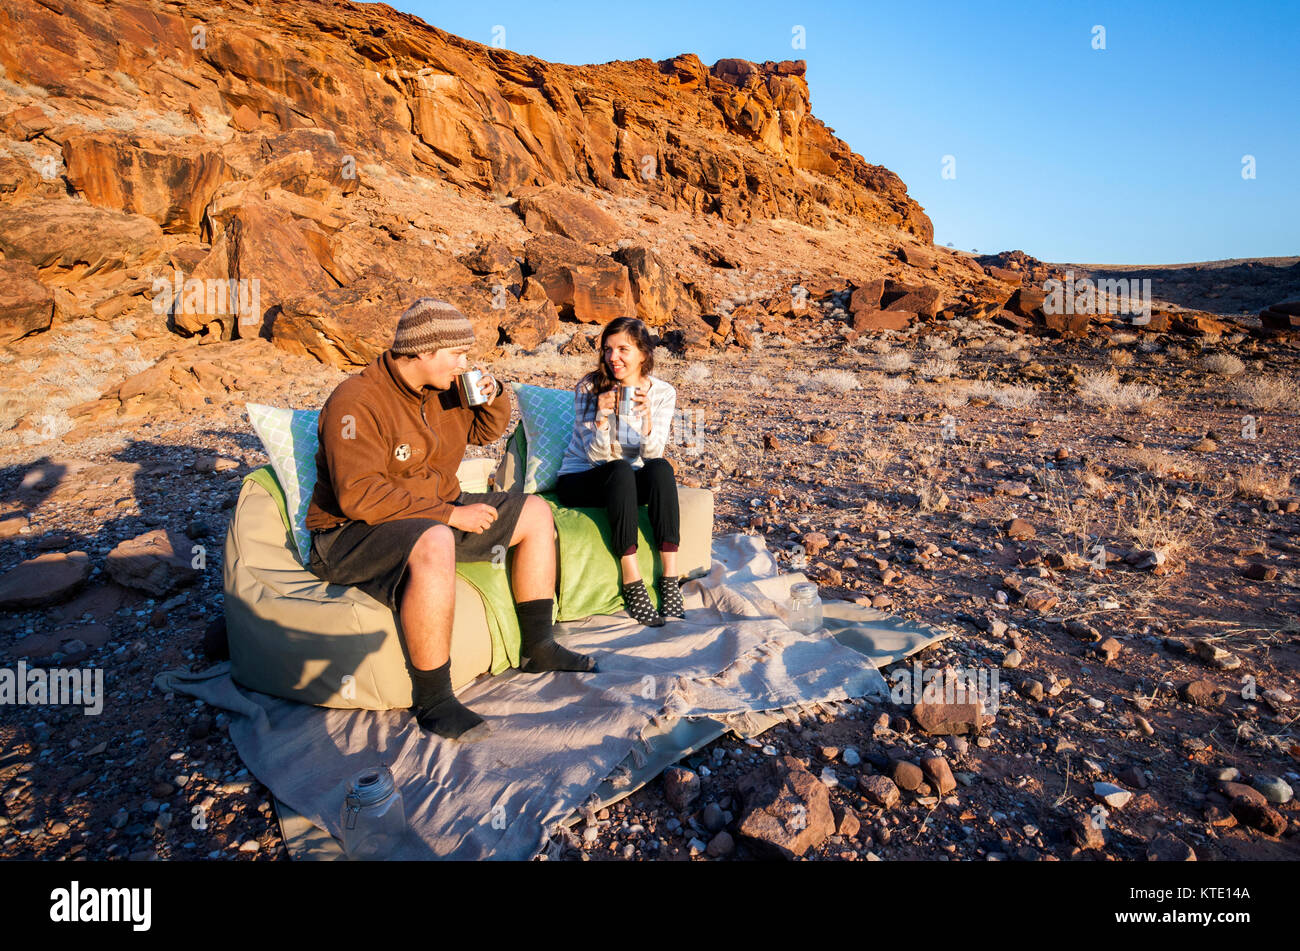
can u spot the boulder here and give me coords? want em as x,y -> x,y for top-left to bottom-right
0,260 -> 54,345
612,245 -> 694,327
460,240 -> 519,275
226,200 -> 336,336
881,280 -> 942,319
514,186 -> 622,245
0,199 -> 165,274
105,530 -> 200,597
921,755 -> 957,795
62,131 -> 233,234
736,755 -> 836,859
523,234 -> 633,323
273,278 -> 435,369
1007,286 -> 1047,319
987,266 -> 1022,284
899,244 -> 936,269
0,551 -> 91,609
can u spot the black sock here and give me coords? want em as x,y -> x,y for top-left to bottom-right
410,661 -> 488,741
516,598 -> 597,673
621,579 -> 665,627
657,575 -> 685,619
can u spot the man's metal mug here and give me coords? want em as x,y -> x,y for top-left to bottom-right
458,368 -> 490,407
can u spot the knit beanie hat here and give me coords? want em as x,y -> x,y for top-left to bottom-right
391,298 -> 476,355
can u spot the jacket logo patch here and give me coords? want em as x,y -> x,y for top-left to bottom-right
394,443 -> 411,461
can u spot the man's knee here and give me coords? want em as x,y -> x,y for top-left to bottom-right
408,524 -> 454,572
644,457 -> 674,478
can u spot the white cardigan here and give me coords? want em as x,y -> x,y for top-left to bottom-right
556,375 -> 677,477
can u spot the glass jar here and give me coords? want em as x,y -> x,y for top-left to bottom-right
787,582 -> 823,634
340,766 -> 406,860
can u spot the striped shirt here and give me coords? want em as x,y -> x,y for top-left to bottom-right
556,375 -> 677,476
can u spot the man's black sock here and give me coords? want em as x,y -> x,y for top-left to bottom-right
517,598 -> 597,673
410,660 -> 488,741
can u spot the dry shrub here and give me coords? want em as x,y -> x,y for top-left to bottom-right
811,368 -> 859,392
1201,353 -> 1245,376
1077,370 -> 1160,412
878,352 -> 912,373
916,358 -> 957,380
1233,374 -> 1296,411
1109,349 -> 1135,367
1234,464 -> 1293,500
881,377 -> 909,395
1120,447 -> 1204,481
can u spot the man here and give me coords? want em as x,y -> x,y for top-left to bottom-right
305,298 -> 596,742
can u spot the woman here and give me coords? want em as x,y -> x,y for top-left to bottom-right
555,316 -> 684,627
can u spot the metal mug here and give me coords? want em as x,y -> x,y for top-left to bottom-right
618,385 -> 638,416
458,368 -> 489,407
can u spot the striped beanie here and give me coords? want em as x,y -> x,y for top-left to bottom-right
391,298 -> 476,355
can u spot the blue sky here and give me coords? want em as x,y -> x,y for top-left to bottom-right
381,1 -> 1298,265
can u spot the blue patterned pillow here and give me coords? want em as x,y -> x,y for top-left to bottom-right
245,403 -> 320,563
511,382 -> 574,493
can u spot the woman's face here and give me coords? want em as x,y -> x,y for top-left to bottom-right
603,331 -> 643,381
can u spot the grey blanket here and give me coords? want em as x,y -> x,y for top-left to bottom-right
157,535 -> 945,860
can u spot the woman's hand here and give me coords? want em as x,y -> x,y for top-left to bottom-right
632,386 -> 651,434
595,387 -> 615,428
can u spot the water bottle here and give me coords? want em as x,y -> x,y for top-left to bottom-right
340,766 -> 406,860
787,582 -> 824,634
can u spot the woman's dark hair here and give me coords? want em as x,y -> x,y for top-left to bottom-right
577,316 -> 656,420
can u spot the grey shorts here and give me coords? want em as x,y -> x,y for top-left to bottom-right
306,491 -> 528,612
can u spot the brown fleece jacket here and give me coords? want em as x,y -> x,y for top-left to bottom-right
305,350 -> 511,530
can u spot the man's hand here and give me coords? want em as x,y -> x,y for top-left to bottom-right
476,370 -> 500,405
448,502 -> 498,533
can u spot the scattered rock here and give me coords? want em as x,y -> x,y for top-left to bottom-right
0,551 -> 91,609
861,774 -> 901,809
735,755 -> 836,860
1146,835 -> 1196,862
891,761 -> 924,792
1181,680 -> 1226,708
1093,782 -> 1132,810
662,766 -> 701,812
1250,775 -> 1293,805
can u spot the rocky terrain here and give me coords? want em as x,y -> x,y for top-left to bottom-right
0,0 -> 1297,862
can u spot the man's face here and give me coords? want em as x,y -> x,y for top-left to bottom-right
415,346 -> 470,389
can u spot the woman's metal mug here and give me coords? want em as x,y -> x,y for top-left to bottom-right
618,384 -> 639,417
458,368 -> 489,407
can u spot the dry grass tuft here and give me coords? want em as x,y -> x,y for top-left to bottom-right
1201,353 -> 1245,376
1234,464 -> 1293,500
1077,370 -> 1160,412
1233,374 -> 1296,411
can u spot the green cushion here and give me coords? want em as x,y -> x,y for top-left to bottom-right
542,492 -> 661,621
242,465 -> 521,675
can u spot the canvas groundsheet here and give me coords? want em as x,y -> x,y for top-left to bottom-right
156,534 -> 949,860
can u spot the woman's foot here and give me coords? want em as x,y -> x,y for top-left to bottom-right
621,578 -> 665,627
657,575 -> 685,619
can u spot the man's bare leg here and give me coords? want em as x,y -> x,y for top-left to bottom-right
402,524 -> 488,740
507,495 -> 597,673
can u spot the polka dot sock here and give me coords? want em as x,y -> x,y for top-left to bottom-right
621,579 -> 665,627
657,575 -> 685,619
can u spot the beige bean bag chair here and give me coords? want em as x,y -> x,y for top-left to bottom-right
224,450 -> 714,711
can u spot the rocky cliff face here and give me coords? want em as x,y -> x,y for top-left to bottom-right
1,0 -> 1000,443
0,0 -> 931,233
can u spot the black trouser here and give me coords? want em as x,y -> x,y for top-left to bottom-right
554,458 -> 680,558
